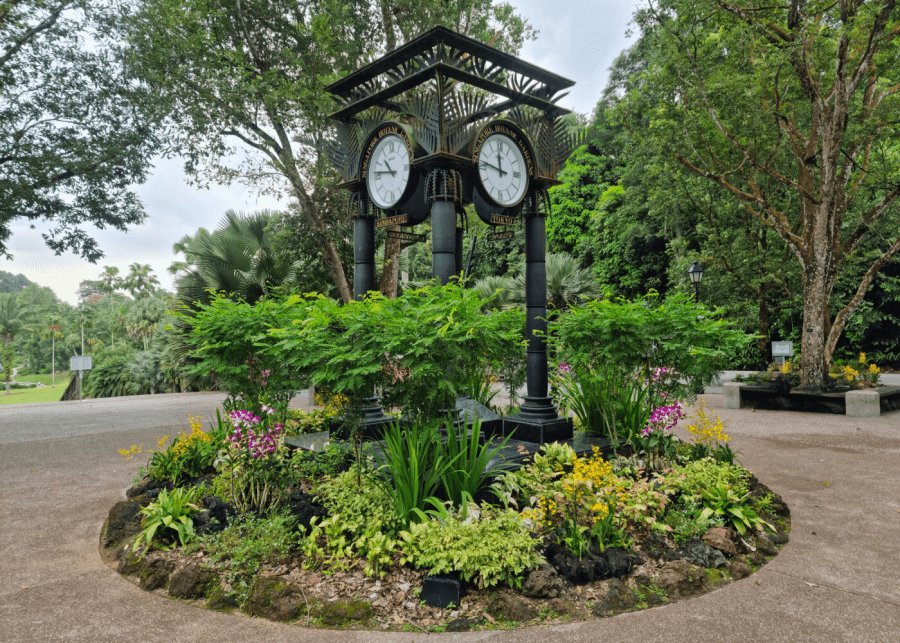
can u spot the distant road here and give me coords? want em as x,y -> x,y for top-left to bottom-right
0,392 -> 235,445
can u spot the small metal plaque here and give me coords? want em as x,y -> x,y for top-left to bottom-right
772,341 -> 794,357
386,230 -> 425,244
375,214 -> 408,228
489,214 -> 518,226
70,355 -> 92,371
486,230 -> 515,242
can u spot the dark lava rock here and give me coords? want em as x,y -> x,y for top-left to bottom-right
522,563 -> 564,599
207,587 -> 240,611
769,531 -> 789,545
114,546 -> 143,576
126,477 -> 169,500
493,594 -> 538,622
702,527 -> 740,556
675,539 -> 727,568
446,617 -> 483,632
729,559 -> 752,580
103,501 -> 143,548
284,490 -> 328,532
640,533 -> 676,562
316,599 -> 373,626
245,578 -> 304,622
168,564 -> 211,599
139,559 -> 176,591
547,597 -> 572,616
754,532 -> 778,556
592,578 -> 636,616
545,543 -> 633,584
195,495 -> 236,535
655,560 -> 708,600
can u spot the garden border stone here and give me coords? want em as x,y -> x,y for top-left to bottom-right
722,382 -> 900,416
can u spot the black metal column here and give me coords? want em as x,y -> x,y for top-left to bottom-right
432,201 -> 456,284
502,191 -> 572,443
353,215 -> 376,301
426,169 -> 463,285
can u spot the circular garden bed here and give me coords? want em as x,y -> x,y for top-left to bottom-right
101,408 -> 790,633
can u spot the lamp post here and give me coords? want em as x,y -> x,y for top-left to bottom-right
688,261 -> 704,303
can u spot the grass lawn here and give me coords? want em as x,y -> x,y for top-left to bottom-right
13,371 -> 70,386
0,382 -> 68,405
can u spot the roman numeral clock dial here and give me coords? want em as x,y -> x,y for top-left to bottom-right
477,132 -> 528,208
366,132 -> 411,210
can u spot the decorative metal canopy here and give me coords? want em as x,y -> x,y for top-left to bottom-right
325,26 -> 574,121
304,26 -> 592,191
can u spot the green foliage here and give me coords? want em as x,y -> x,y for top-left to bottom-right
550,291 -> 753,402
201,510 -> 298,606
399,505 -> 540,589
285,408 -> 331,436
272,282 -> 525,421
440,418 -> 512,506
1,1 -> 162,261
135,486 -> 203,556
699,483 -> 773,537
663,497 -> 724,544
290,442 -> 350,480
369,420 -> 460,528
180,290 -> 303,417
671,457 -> 750,500
313,470 -> 400,540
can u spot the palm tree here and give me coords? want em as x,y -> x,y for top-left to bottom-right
0,294 -> 29,394
123,263 -> 160,299
508,253 -> 600,312
46,317 -> 63,386
98,266 -> 121,345
171,209 -> 300,389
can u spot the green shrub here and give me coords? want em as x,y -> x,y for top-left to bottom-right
671,457 -> 750,499
399,504 -> 540,589
313,470 -> 400,539
290,441 -> 350,480
441,417 -> 512,507
663,497 -> 724,544
135,486 -> 203,556
201,510 -> 298,607
370,420 -> 460,528
148,415 -> 224,484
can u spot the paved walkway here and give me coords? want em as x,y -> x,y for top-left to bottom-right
1,391 -> 898,642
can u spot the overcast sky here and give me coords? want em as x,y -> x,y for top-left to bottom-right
6,0 -> 643,305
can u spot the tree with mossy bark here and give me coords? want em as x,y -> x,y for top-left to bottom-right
623,0 -> 900,388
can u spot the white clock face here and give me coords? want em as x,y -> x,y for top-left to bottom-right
367,133 -> 411,209
478,133 -> 528,207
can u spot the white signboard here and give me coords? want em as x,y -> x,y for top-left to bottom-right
771,341 -> 794,357
70,355 -> 93,371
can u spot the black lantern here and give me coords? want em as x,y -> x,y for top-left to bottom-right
688,261 -> 704,302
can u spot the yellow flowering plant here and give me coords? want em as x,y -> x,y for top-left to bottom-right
683,400 -> 740,465
147,415 -> 224,483
518,447 -> 631,555
830,353 -> 882,388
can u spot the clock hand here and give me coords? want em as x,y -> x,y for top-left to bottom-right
384,160 -> 396,176
496,151 -> 507,177
481,160 -> 503,174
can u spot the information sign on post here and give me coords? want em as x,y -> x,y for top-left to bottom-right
771,341 -> 794,364
69,356 -> 92,401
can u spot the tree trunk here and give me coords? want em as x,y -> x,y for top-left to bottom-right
380,225 -> 401,298
757,288 -> 771,369
799,265 -> 834,389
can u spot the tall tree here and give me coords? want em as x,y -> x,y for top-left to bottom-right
0,293 -> 29,393
1,0 -> 165,261
627,0 -> 900,388
127,0 -> 534,303
123,263 -> 160,299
